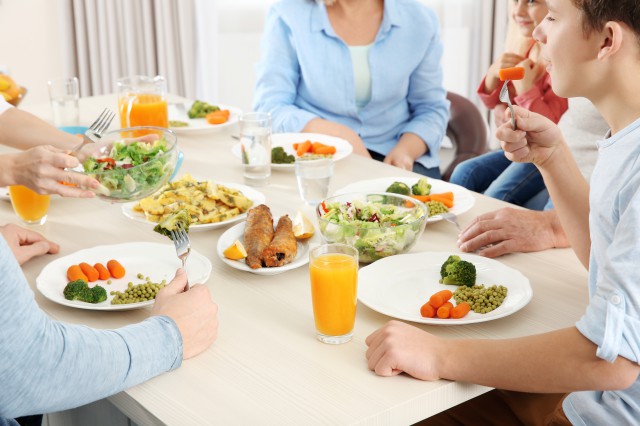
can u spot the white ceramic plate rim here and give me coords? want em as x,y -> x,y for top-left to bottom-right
333,176 -> 475,222
36,242 -> 212,311
231,132 -> 353,170
0,186 -> 9,201
358,251 -> 532,325
168,101 -> 242,133
216,220 -> 310,275
121,181 -> 266,231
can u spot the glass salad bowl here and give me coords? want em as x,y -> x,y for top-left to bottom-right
73,126 -> 178,202
316,192 -> 428,263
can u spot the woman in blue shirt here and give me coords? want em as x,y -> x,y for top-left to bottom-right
253,0 -> 450,178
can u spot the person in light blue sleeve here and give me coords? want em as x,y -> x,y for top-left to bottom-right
253,0 -> 450,178
0,97 -> 219,425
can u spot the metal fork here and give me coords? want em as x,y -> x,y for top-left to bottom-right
499,82 -> 516,130
440,212 -> 461,232
169,222 -> 191,290
71,108 -> 116,154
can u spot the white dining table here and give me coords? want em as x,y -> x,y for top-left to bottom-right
3,95 -> 590,425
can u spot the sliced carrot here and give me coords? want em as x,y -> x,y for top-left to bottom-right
205,110 -> 230,125
428,289 -> 453,309
420,302 -> 436,318
296,140 -> 312,157
107,259 -> 126,279
430,192 -> 454,201
94,263 -> 111,280
430,195 -> 454,208
67,265 -> 88,283
437,301 -> 454,319
451,302 -> 471,319
314,145 -> 336,155
499,66 -> 525,81
410,194 -> 431,203
79,262 -> 99,282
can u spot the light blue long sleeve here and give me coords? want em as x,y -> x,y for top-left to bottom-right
0,236 -> 182,419
253,0 -> 450,169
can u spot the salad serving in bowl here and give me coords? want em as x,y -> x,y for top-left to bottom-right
74,126 -> 178,202
316,192 -> 428,263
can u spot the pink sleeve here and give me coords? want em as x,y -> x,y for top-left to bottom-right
476,77 -> 503,110
513,73 -> 568,124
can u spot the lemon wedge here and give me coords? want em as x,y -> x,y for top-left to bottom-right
293,210 -> 315,240
223,240 -> 247,260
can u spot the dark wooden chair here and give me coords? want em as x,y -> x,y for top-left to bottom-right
441,91 -> 489,181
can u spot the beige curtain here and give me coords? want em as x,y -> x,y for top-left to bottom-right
58,0 -> 217,100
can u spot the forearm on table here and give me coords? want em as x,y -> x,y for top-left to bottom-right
538,144 -> 591,267
395,132 -> 428,158
0,153 -> 17,186
0,108 -> 79,151
438,327 -> 640,393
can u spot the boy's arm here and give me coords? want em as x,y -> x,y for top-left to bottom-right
496,107 -> 591,267
366,322 -> 640,393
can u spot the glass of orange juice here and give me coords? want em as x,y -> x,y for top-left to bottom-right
9,185 -> 51,225
117,75 -> 168,137
309,243 -> 359,344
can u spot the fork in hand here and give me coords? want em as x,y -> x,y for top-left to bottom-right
169,222 -> 191,291
440,212 -> 462,233
71,108 -> 116,154
499,83 -> 517,130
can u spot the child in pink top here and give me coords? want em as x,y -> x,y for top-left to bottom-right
450,0 -> 568,210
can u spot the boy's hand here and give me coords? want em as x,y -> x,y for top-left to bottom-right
365,320 -> 441,381
496,106 -> 564,166
512,58 -> 545,94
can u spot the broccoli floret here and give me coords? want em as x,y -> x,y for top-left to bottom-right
154,208 -> 191,239
439,256 -> 477,287
187,100 -> 220,119
439,255 -> 461,279
271,147 -> 295,164
411,177 -> 432,196
63,279 -> 89,301
385,181 -> 411,196
63,280 -> 108,304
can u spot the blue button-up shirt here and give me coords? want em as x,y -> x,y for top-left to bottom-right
253,0 -> 450,169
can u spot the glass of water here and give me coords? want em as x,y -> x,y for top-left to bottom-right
295,158 -> 334,205
47,77 -> 80,128
240,112 -> 271,187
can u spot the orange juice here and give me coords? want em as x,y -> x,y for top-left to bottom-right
118,93 -> 168,136
9,185 -> 50,225
310,253 -> 358,337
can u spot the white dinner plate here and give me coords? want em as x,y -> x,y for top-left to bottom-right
333,176 -> 475,222
168,101 -> 242,134
231,132 -> 353,170
36,242 -> 212,311
121,181 -> 266,231
217,220 -> 310,275
358,252 -> 532,325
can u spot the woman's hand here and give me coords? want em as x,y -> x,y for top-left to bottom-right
3,145 -> 99,198
0,223 -> 60,265
302,118 -> 371,157
384,133 -> 427,171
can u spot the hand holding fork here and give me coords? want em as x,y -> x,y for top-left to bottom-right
170,223 -> 191,291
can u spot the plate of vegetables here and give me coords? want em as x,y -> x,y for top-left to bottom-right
333,176 -> 475,223
358,251 -> 532,325
231,133 -> 353,170
168,100 -> 242,134
36,242 -> 212,311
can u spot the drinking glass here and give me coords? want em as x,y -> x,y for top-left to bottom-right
309,243 -> 359,344
117,75 -> 168,136
239,112 -> 271,187
295,158 -> 334,205
47,77 -> 79,128
9,185 -> 50,225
